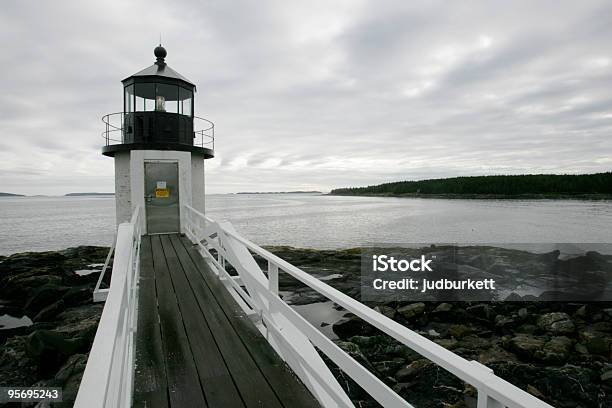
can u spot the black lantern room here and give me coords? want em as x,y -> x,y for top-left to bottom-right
102,45 -> 214,158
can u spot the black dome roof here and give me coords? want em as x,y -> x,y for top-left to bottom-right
122,45 -> 195,87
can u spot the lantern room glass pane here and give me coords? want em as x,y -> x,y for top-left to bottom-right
156,83 -> 178,113
124,85 -> 134,113
179,87 -> 192,117
135,83 -> 155,112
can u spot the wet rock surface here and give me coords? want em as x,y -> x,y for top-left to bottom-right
3,244 -> 611,407
0,246 -> 107,407
265,245 -> 612,408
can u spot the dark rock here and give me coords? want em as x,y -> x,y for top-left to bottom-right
466,304 -> 496,321
575,343 -> 589,355
53,353 -> 89,407
435,338 -> 459,350
374,305 -> 396,319
448,324 -> 472,339
490,362 -> 600,408
495,314 -> 516,329
601,370 -> 612,383
397,302 -> 425,319
372,359 -> 405,377
332,315 -> 374,339
336,341 -> 375,372
537,312 -> 575,334
574,305 -> 587,319
25,330 -> 82,376
515,323 -> 538,334
584,336 -> 611,356
534,336 -> 573,364
593,321 -> 612,333
33,300 -> 65,322
504,334 -> 546,359
456,335 -> 491,351
24,284 -> 70,315
433,303 -> 453,313
62,286 -> 94,307
395,359 -> 434,382
392,358 -> 465,406
478,345 -> 517,364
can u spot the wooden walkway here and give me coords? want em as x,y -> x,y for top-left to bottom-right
133,234 -> 320,408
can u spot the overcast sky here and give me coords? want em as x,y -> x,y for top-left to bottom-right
1,0 -> 611,195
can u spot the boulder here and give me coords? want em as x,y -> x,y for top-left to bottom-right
61,287 -> 93,307
495,315 -> 516,329
54,354 -> 89,407
601,370 -> 612,383
54,353 -> 88,383
395,359 -> 434,382
24,284 -> 70,315
467,304 -> 496,321
33,300 -> 65,322
25,330 -> 82,376
537,312 -> 575,334
374,305 -> 396,319
435,338 -> 459,350
534,336 -> 573,364
397,303 -> 425,319
580,332 -> 612,356
504,334 -> 545,359
332,315 -> 374,339
433,303 -> 453,313
478,345 -> 517,364
448,324 -> 472,339
372,359 -> 406,377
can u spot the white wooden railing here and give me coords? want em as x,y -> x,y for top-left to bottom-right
184,204 -> 555,408
75,207 -> 142,408
93,237 -> 115,302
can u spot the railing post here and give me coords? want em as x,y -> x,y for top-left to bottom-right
477,392 -> 504,408
268,261 -> 279,295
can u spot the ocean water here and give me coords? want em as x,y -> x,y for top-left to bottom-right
1,194 -> 612,256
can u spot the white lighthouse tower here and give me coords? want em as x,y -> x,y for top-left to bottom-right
102,45 -> 214,234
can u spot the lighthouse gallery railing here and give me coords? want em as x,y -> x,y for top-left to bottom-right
75,207 -> 142,408
183,205 -> 555,408
101,112 -> 214,150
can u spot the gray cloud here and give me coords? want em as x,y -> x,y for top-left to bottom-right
0,0 -> 611,195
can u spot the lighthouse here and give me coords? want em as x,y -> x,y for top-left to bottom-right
102,45 -> 214,234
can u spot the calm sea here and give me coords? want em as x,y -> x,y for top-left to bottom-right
1,194 -> 612,256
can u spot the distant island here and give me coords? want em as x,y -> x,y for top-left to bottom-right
65,192 -> 115,196
330,172 -> 612,199
236,191 -> 322,195
0,192 -> 25,197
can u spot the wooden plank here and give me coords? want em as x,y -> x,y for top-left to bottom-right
171,235 -> 320,408
133,235 -> 169,408
158,235 -> 245,408
168,235 -> 285,408
150,235 -> 208,408
178,236 -> 320,408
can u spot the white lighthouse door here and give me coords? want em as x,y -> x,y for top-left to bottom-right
144,162 -> 180,234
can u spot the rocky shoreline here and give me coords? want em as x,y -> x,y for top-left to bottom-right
265,246 -> 612,408
0,247 -> 108,407
1,245 -> 611,407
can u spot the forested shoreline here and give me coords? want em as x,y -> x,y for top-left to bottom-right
331,172 -> 612,198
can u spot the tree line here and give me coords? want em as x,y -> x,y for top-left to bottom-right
330,172 -> 612,196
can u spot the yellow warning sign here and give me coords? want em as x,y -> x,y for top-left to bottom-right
155,188 -> 170,198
